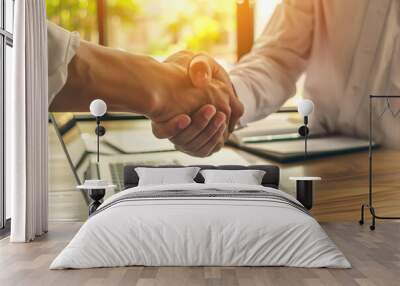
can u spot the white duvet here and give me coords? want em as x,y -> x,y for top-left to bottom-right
50,183 -> 351,269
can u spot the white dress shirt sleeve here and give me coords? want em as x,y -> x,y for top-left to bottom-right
230,0 -> 314,124
47,21 -> 80,105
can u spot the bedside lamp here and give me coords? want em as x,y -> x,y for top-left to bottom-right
297,99 -> 314,160
291,99 -> 320,211
77,99 -> 114,216
90,99 -> 107,163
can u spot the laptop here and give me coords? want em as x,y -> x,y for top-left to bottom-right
50,113 -> 249,199
103,121 -> 176,154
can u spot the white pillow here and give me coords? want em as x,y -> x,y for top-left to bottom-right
135,167 -> 200,186
200,169 -> 266,185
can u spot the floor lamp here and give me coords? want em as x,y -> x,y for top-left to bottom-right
90,99 -> 107,162
77,99 -> 114,215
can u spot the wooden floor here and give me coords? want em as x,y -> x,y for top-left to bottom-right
1,222 -> 399,286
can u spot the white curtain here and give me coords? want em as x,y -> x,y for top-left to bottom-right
8,0 -> 48,242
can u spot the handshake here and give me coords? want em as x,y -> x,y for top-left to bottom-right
147,51 -> 244,157
51,39 -> 244,158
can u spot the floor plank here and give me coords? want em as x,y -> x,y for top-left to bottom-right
1,222 -> 399,286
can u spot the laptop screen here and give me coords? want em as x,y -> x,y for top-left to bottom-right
50,113 -> 89,185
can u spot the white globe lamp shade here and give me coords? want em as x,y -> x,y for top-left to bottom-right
297,99 -> 314,116
90,99 -> 107,117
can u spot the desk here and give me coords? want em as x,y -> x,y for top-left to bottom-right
49,120 -> 400,222
236,148 -> 400,222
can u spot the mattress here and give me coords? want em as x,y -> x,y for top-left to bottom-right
50,183 -> 351,269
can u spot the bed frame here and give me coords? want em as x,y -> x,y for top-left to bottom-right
100,165 -> 312,214
123,165 -> 280,189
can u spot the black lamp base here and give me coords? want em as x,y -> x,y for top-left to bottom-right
88,188 -> 106,215
296,180 -> 313,210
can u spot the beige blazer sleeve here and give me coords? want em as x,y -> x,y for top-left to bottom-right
47,21 -> 80,104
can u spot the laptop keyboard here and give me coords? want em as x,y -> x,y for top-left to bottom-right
109,160 -> 180,191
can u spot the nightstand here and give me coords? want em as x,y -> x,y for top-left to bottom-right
77,180 -> 115,215
289,177 -> 321,210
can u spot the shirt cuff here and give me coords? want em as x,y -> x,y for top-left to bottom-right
230,75 -> 257,126
47,21 -> 80,105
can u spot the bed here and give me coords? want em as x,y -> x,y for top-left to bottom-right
50,165 -> 350,269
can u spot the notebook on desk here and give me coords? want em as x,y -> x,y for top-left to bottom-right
237,113 -> 302,137
229,134 -> 377,162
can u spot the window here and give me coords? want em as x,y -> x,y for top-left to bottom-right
47,0 -> 237,63
1,0 -> 14,232
46,0 -> 99,44
108,0 -> 237,63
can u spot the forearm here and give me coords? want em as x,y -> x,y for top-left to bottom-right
49,40 -> 162,116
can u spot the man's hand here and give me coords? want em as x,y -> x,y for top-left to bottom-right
49,34 -> 241,157
151,51 -> 244,157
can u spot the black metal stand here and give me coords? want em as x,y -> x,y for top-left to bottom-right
298,116 -> 310,161
95,117 -> 106,163
296,180 -> 313,210
88,188 -> 106,215
359,95 -> 400,230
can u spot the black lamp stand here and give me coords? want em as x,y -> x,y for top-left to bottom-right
298,116 -> 310,161
88,117 -> 106,215
95,117 -> 106,163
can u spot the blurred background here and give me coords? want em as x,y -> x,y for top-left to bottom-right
46,0 -> 302,109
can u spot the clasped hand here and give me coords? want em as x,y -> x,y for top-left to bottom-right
51,42 -> 243,158
149,51 -> 244,157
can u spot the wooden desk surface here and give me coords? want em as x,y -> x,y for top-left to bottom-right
236,148 -> 400,222
49,120 -> 400,223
